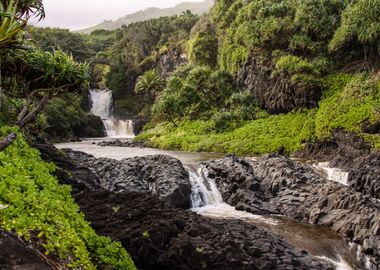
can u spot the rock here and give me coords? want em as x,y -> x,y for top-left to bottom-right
203,155 -> 380,268
98,139 -> 146,148
75,190 -> 332,270
236,56 -> 321,114
78,114 -> 105,138
0,230 -> 52,270
295,130 -> 371,164
65,150 -> 192,209
32,141 -> 101,193
295,130 -> 379,199
344,151 -> 380,200
202,155 -> 278,215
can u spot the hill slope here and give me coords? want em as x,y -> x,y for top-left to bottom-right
77,0 -> 214,34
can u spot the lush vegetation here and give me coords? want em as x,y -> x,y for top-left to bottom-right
136,0 -> 380,155
0,128 -> 136,269
0,1 -> 136,268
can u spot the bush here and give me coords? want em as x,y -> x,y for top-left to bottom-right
0,127 -> 136,269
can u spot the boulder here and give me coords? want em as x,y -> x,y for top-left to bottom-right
65,150 -> 192,209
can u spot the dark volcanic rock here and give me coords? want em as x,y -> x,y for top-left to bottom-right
296,130 -> 371,164
65,150 -> 192,209
344,151 -> 380,200
203,155 -> 380,268
0,230 -> 52,270
78,114 -> 105,138
75,190 -> 332,270
33,142 -> 101,193
296,131 -> 379,199
236,57 -> 321,114
98,139 -> 146,148
203,155 -> 278,215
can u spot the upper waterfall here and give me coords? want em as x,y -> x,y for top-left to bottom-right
89,89 -> 134,138
90,89 -> 113,119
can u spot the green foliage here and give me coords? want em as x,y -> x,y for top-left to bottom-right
43,94 -> 87,139
0,127 -> 136,269
315,73 -> 380,138
188,15 -> 218,67
0,0 -> 25,49
137,110 -> 316,155
330,0 -> 380,53
153,65 -> 237,122
135,70 -> 165,104
3,49 -> 90,96
107,12 -> 199,99
141,72 -> 380,155
28,27 -> 94,62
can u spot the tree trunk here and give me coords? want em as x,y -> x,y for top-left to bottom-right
17,96 -> 48,127
0,132 -> 17,151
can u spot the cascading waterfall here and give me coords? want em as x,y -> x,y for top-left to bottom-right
89,89 -> 134,138
312,162 -> 349,186
188,166 -> 223,208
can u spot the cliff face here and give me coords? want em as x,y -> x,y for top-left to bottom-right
236,57 -> 321,114
156,47 -> 188,80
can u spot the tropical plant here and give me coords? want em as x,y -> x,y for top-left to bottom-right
135,70 -> 165,104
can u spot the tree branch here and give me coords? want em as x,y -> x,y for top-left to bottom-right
17,97 -> 32,122
17,95 -> 49,127
0,132 -> 17,151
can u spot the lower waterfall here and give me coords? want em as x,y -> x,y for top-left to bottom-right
89,89 -> 135,138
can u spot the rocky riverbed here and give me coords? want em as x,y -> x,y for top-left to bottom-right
6,139 -> 375,270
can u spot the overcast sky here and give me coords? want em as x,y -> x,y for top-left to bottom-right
32,0 -> 204,30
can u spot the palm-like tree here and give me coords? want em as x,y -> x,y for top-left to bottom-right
0,0 -> 44,49
135,70 -> 165,104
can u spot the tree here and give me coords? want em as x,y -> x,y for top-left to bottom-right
135,70 -> 164,104
0,0 -> 44,148
329,0 -> 380,61
0,49 -> 89,149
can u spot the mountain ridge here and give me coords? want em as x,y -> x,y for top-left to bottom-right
76,0 -> 214,34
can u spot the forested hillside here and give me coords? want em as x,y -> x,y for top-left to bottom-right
77,0 -> 214,34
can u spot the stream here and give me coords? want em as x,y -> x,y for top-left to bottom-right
56,138 -> 370,270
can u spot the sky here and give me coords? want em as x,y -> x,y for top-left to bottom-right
32,0 -> 204,30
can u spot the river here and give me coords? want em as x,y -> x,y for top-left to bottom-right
56,138 -> 372,270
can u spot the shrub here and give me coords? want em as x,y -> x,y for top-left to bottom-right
0,127 -> 136,269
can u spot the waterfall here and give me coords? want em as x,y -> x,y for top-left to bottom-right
188,166 -> 223,208
89,89 -> 135,138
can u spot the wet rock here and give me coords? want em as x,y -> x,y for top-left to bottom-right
295,130 -> 379,200
75,190 -> 332,270
78,114 -> 105,138
65,150 -> 192,209
203,155 -> 380,268
97,139 -> 146,148
0,230 -> 52,270
203,155 -> 278,215
345,151 -> 380,200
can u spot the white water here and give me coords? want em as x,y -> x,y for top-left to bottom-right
89,89 -> 134,138
313,162 -> 350,186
